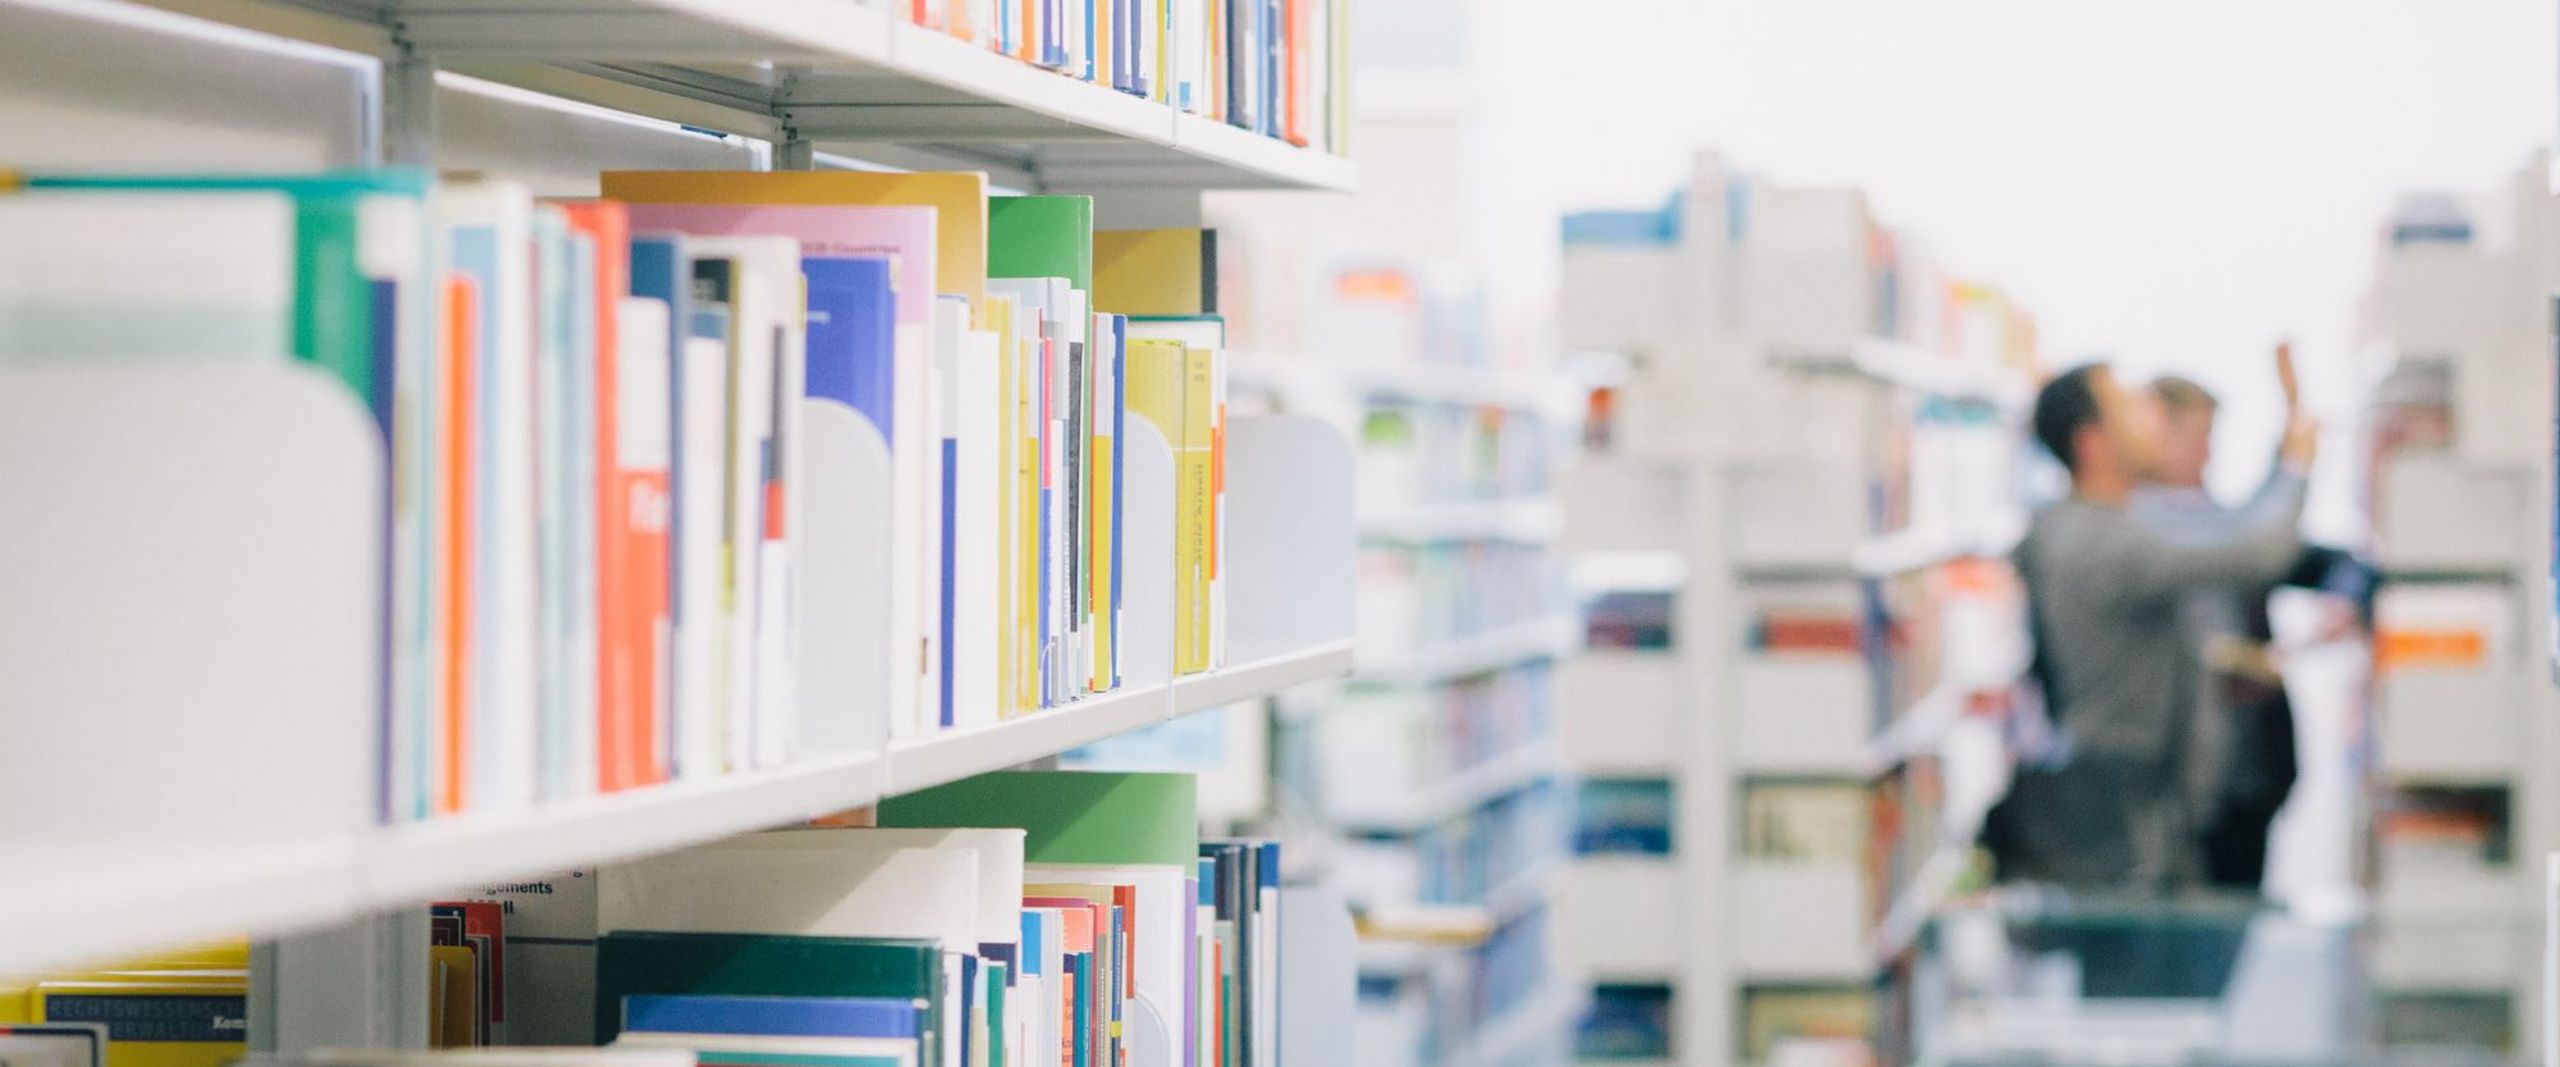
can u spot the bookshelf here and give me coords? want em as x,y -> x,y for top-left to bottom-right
0,5 -> 1362,1065
2360,156 -> 2560,1057
1557,154 -> 2040,1067
99,0 -> 1356,192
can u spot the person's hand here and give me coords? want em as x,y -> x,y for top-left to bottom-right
2279,411 -> 2319,472
2275,339 -> 2301,412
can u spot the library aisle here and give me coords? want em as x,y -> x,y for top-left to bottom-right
4,2 -> 2559,1067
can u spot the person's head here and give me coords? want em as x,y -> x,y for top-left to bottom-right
2032,362 -> 2163,498
2148,376 -> 2217,489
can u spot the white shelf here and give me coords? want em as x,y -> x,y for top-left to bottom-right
369,750 -> 890,902
1452,979 -> 1586,1067
1358,616 -> 1582,688
1361,498 -> 1567,544
109,0 -> 1353,192
1848,338 -> 2034,411
1328,740 -> 1563,834
0,636 -> 1349,981
889,685 -> 1172,794
1172,639 -> 1357,715
1225,353 -> 1578,416
1851,516 -> 2025,578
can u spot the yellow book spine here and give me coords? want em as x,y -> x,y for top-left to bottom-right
1088,354 -> 1117,693
989,295 -> 1020,718
1011,312 -> 1043,714
1175,345 -> 1213,673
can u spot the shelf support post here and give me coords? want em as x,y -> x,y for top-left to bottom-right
775,135 -> 817,171
378,44 -> 439,168
251,911 -> 432,1054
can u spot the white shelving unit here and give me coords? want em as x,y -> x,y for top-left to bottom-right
0,0 -> 1362,1042
101,0 -> 1356,192
2361,158 -> 2560,1056
1558,152 -> 2038,1067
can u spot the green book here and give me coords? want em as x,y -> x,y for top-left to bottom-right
876,770 -> 1198,865
593,930 -> 945,1067
20,169 -> 434,416
986,196 -> 1094,289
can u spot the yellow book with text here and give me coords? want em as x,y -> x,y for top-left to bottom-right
1124,339 -> 1212,673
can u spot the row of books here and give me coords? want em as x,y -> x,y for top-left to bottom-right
1578,983 -> 1675,1062
588,772 -> 1277,1067
1331,785 -> 1563,910
1,169 -> 1235,819
1574,777 -> 1673,857
1355,910 -> 1553,1067
1743,582 -> 1869,657
1741,781 -> 1870,868
1354,544 -> 1568,661
1301,668 -> 1556,816
1354,402 -> 1556,517
904,0 -> 1346,152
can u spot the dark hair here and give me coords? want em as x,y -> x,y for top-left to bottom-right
2033,365 -> 2104,474
2151,375 -> 2216,415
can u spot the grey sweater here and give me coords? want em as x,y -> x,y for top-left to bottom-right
2003,471 -> 2306,890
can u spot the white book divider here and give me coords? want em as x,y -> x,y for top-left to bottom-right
1182,414 -> 1354,712
797,397 -> 893,759
1277,884 -> 1357,1067
882,414 -> 1174,793
0,360 -> 381,979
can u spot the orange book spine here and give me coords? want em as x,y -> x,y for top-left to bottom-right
1281,0 -> 1302,145
439,275 -> 479,816
560,202 -> 647,793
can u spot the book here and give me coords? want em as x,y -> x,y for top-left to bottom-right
31,979 -> 246,1067
682,236 -> 807,772
629,235 -> 695,780
1122,338 -> 1214,673
440,181 -> 543,815
1093,230 -> 1215,317
941,296 -> 1006,731
619,997 -> 923,1067
592,931 -> 945,1067
619,201 -> 944,739
600,173 -> 988,310
559,201 -> 660,797
244,1051 -> 694,1067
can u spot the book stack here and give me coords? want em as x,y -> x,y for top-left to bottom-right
903,0 -> 1347,152
573,771 -> 1280,1067
0,944 -> 247,1067
0,170 -> 1238,824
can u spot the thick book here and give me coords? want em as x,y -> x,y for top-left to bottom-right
628,236 -> 694,780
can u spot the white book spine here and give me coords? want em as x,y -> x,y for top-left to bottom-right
473,191 -> 542,813
564,231 -> 603,798
675,336 -> 727,779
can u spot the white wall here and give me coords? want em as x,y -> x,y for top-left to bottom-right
1502,0 -> 2554,506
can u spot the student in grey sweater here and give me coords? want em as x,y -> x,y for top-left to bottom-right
1985,359 -> 2315,893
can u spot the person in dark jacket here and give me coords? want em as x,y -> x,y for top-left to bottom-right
1989,357 -> 2315,893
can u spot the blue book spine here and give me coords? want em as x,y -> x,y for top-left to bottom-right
1225,0 -> 1249,129
1018,913 -> 1047,978
622,994 -> 922,1039
1066,954 -> 1089,1067
940,435 -> 958,727
1260,0 -> 1278,138
801,257 -> 896,433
